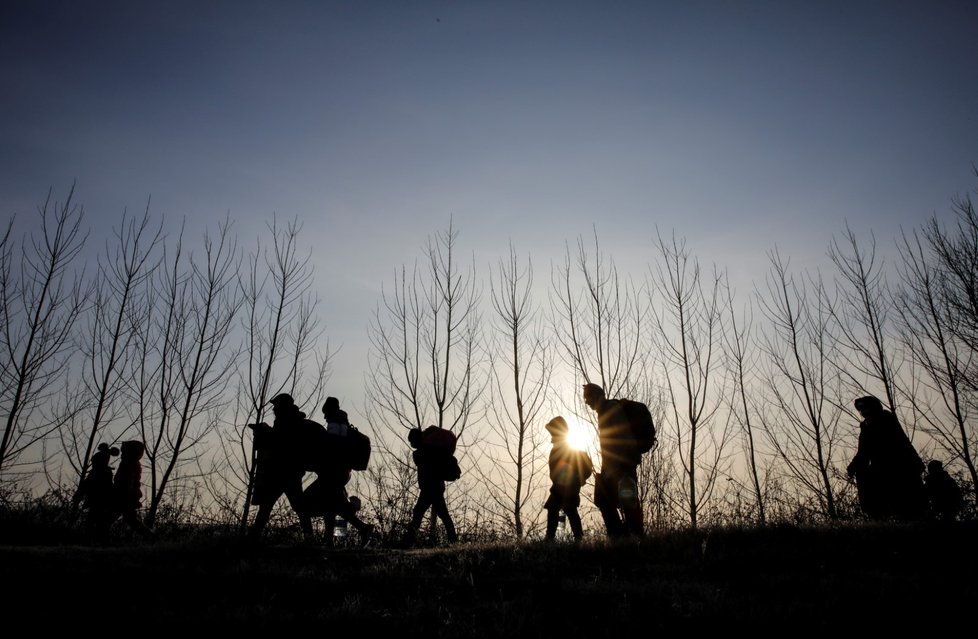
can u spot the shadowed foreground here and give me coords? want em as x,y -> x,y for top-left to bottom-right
4,523 -> 974,633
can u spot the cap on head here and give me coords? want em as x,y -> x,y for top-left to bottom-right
853,396 -> 882,413
545,416 -> 568,436
323,396 -> 340,413
582,383 -> 605,403
269,393 -> 295,408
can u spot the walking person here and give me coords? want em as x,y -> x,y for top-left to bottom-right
583,383 -> 645,538
301,396 -> 374,547
543,417 -> 592,542
248,393 -> 316,539
113,440 -> 155,539
73,443 -> 120,543
846,395 -> 926,521
404,426 -> 459,546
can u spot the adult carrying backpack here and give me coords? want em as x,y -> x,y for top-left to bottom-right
618,398 -> 657,455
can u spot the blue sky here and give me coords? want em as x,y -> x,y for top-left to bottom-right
3,1 -> 977,423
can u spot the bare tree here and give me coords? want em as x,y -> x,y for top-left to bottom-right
721,273 -> 766,525
365,221 -> 483,536
61,206 -> 162,517
210,216 -> 333,532
478,242 -> 552,538
650,232 -> 733,529
0,186 -> 88,484
828,224 -> 905,422
922,183 -> 978,363
550,231 -> 648,401
756,250 -> 845,520
134,217 -> 242,527
897,220 -> 978,505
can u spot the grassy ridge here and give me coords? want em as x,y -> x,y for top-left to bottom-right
4,522 -> 974,634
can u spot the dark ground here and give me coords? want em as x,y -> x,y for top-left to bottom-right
3,521 -> 974,634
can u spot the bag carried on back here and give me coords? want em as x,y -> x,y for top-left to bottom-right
421,425 -> 457,455
618,398 -> 657,455
344,425 -> 371,471
420,426 -> 460,480
318,422 -> 371,472
441,454 -> 462,482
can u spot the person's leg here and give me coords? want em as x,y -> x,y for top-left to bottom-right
350,515 -> 374,546
410,493 -> 433,529
249,482 -> 286,539
432,494 -> 457,543
566,507 -> 584,540
250,502 -> 280,538
595,472 -> 625,538
545,508 -> 559,540
249,502 -> 273,539
284,475 -> 313,536
619,469 -> 643,537
335,496 -> 374,544
405,491 -> 433,545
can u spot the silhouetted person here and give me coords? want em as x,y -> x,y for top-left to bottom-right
73,443 -> 119,543
301,397 -> 374,547
405,426 -> 458,545
322,396 -> 349,430
583,383 -> 644,538
113,440 -> 155,539
924,460 -> 963,522
248,393 -> 315,540
544,417 -> 592,542
846,395 -> 926,521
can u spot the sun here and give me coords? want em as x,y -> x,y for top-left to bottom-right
563,414 -> 596,452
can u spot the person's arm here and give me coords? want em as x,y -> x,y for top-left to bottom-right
847,428 -> 867,478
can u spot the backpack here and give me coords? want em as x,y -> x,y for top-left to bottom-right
421,426 -> 458,455
618,398 -> 657,455
345,425 -> 371,471
442,454 -> 462,482
320,424 -> 372,472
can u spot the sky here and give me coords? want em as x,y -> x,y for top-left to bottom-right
2,0 -> 978,427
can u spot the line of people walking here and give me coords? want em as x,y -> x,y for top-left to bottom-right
75,386 -> 966,546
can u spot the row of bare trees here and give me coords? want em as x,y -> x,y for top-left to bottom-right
362,180 -> 978,535
1,187 -> 332,531
3,178 -> 978,537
